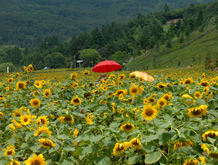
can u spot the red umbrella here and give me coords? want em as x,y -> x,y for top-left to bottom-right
92,60 -> 122,73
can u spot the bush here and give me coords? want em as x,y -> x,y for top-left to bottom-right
0,62 -> 16,72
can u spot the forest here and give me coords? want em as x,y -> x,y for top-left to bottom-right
0,0 -> 214,47
0,0 -> 218,71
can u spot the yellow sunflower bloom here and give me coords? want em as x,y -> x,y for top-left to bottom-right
71,96 -> 81,105
187,105 -> 207,118
202,130 -> 218,141
183,158 -> 199,165
120,123 -> 135,132
113,143 -> 127,156
38,139 -> 56,149
0,112 -> 4,117
37,116 -> 50,126
141,104 -> 158,121
130,138 -> 142,150
173,141 -> 193,150
30,98 -> 41,108
16,81 -> 26,91
24,154 -> 46,165
20,114 -> 32,126
34,126 -> 52,137
43,89 -> 51,98
74,129 -> 79,137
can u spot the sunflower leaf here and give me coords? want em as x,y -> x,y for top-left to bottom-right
128,153 -> 142,164
94,155 -> 111,165
61,159 -> 75,165
144,151 -> 162,164
207,137 -> 216,144
158,131 -> 175,145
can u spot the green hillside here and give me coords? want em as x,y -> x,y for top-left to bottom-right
125,25 -> 218,70
0,0 -> 214,47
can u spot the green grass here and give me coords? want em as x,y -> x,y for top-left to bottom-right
125,26 -> 218,71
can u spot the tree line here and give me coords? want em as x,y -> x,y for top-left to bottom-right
0,1 -> 218,71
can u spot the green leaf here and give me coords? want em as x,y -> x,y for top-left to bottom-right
30,144 -> 41,152
210,87 -> 218,91
72,112 -> 86,118
143,135 -> 158,143
144,151 -> 162,164
196,99 -> 206,104
21,143 -> 28,148
158,131 -> 175,145
61,160 -> 74,165
207,137 -> 216,144
79,146 -> 92,160
94,155 -> 111,165
92,144 -> 100,152
63,146 -> 75,152
57,134 -> 70,140
90,135 -> 104,143
128,153 -> 142,164
110,122 -> 120,128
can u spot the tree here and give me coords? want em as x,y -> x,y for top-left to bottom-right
195,7 -> 203,28
164,4 -> 171,13
11,46 -> 22,66
111,51 -> 130,66
44,52 -> 66,68
79,49 -> 101,67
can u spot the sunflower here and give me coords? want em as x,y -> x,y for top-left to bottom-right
143,98 -> 148,104
72,82 -> 78,89
200,81 -> 210,87
202,130 -> 218,141
84,92 -> 92,99
194,91 -> 202,99
9,124 -> 16,132
102,86 -> 108,91
141,104 -> 158,121
183,158 -> 199,165
183,77 -> 193,85
0,112 -> 4,117
43,89 -> 51,98
37,116 -> 50,126
30,98 -> 41,108
8,78 -> 13,83
83,70 -> 89,75
209,92 -> 213,99
86,114 -> 94,124
114,89 -> 126,97
127,98 -> 133,104
20,114 -> 32,126
120,123 -> 135,132
139,77 -> 144,83
16,81 -> 26,91
34,126 -> 52,136
24,154 -> 46,165
173,141 -> 193,150
8,159 -> 20,165
28,65 -> 34,72
198,157 -> 207,164
16,72 -> 20,77
74,129 -> 79,137
156,98 -> 167,108
12,119 -> 22,128
118,74 -> 125,80
187,105 -> 207,118
38,139 -> 56,149
64,115 -> 74,124
4,145 -> 15,157
118,108 -> 124,114
209,151 -> 218,159
34,80 -> 43,88
12,109 -> 22,117
71,96 -> 81,105
129,86 -> 139,96
129,74 -> 136,79
211,78 -> 216,84
203,87 -> 209,95
148,96 -> 156,104
0,95 -> 5,100
118,81 -> 123,86
157,82 -> 166,89
41,80 -> 46,86
201,144 -> 210,154
113,143 -> 127,156
130,138 -> 142,150
70,73 -> 77,79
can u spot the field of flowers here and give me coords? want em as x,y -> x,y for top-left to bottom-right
0,65 -> 218,165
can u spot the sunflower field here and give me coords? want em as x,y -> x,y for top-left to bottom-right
0,64 -> 218,165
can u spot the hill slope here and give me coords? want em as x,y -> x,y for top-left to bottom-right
0,0 -> 214,47
125,25 -> 218,70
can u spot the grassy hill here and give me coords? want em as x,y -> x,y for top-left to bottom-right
125,25 -> 218,70
0,0 -> 214,47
